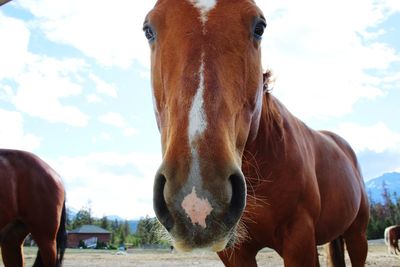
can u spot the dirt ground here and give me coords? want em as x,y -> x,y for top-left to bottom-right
1,239 -> 399,266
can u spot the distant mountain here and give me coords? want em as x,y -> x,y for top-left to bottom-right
365,172 -> 400,203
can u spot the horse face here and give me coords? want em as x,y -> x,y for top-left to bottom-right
144,0 -> 265,251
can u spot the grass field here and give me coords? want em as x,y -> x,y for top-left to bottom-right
0,239 -> 399,266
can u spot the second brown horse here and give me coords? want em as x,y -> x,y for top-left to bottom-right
385,225 -> 400,255
0,149 -> 66,267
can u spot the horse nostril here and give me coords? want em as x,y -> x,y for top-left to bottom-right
153,173 -> 174,231
224,172 -> 247,227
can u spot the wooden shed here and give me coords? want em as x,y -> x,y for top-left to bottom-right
67,225 -> 111,248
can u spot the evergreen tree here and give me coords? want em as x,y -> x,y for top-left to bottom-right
367,184 -> 400,239
119,228 -> 126,245
111,219 -> 119,231
136,216 -> 164,245
72,206 -> 93,229
66,208 -> 73,230
122,220 -> 130,236
100,216 -> 109,230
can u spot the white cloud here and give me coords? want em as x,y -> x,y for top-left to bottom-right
91,132 -> 114,144
98,112 -> 127,128
10,56 -> 90,127
98,113 -> 139,137
86,75 -> 118,103
0,108 -> 41,151
123,127 -> 139,137
50,152 -> 161,219
17,0 -> 156,68
396,166 -> 400,173
381,72 -> 400,90
0,84 -> 14,101
89,74 -> 118,98
336,122 -> 400,153
385,0 -> 400,13
86,94 -> 103,103
257,0 -> 400,120
0,11 -> 30,80
13,0 -> 399,121
0,12 -> 90,127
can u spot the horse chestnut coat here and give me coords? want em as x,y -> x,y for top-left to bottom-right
144,1 -> 369,266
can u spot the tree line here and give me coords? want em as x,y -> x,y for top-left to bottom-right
68,183 -> 399,249
367,182 -> 400,239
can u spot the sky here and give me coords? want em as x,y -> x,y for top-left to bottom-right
0,0 -> 399,220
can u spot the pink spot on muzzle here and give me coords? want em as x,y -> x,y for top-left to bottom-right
181,187 -> 213,228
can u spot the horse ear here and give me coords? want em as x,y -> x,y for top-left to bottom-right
263,70 -> 273,93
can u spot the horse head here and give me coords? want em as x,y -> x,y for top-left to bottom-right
144,0 -> 266,252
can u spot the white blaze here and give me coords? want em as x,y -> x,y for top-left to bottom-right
187,55 -> 207,187
187,0 -> 217,24
188,58 -> 207,143
183,57 -> 210,226
184,1 -> 216,226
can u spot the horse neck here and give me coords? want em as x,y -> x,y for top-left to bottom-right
252,93 -> 288,146
242,93 -> 288,183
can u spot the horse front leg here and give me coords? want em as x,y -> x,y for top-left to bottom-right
280,214 -> 318,267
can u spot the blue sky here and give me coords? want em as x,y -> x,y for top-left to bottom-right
1,0 -> 399,219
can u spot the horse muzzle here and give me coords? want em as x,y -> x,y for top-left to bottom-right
153,169 -> 247,251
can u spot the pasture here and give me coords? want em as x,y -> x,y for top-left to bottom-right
1,240 -> 398,267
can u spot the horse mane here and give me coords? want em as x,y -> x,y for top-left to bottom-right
263,69 -> 274,93
262,70 -> 285,145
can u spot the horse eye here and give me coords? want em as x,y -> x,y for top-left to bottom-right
253,20 -> 267,41
143,25 -> 156,42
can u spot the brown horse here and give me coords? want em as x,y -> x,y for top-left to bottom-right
0,149 -> 67,267
385,225 -> 400,255
0,0 -> 13,7
143,0 -> 369,266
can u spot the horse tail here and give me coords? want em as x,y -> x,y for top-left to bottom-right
56,200 -> 68,265
327,236 -> 345,267
384,227 -> 390,245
